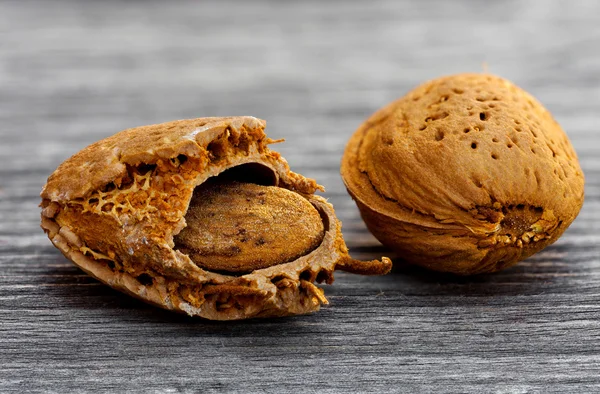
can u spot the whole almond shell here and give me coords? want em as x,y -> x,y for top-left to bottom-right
341,74 -> 584,274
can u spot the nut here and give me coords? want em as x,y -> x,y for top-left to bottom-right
174,180 -> 325,273
41,116 -> 391,320
341,74 -> 584,274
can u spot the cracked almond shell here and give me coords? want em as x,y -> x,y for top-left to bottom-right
341,74 -> 584,274
41,116 -> 391,320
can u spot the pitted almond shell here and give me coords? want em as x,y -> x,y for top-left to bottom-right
41,116 -> 391,320
341,74 -> 584,274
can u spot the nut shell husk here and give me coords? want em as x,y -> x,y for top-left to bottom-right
41,116 -> 391,320
341,74 -> 584,274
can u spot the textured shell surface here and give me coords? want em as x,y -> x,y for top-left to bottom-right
341,74 -> 584,274
41,116 -> 392,320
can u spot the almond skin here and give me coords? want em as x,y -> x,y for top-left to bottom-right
341,73 -> 584,274
175,181 -> 325,273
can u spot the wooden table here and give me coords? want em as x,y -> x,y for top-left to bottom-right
1,1 -> 599,392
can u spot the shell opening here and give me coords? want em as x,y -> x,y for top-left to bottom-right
209,162 -> 278,187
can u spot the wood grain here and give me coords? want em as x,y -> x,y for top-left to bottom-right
1,0 -> 599,392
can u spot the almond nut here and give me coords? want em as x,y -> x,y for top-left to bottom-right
41,116 -> 392,320
174,180 -> 325,273
341,74 -> 584,274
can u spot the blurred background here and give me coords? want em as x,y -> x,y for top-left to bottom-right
1,0 -> 600,391
2,0 -> 598,181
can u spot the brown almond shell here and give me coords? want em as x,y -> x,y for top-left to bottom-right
41,116 -> 391,320
341,74 -> 584,274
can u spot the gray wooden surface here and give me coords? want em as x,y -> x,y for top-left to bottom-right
1,0 -> 600,392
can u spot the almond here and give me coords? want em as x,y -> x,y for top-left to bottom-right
41,116 -> 392,320
341,74 -> 584,274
